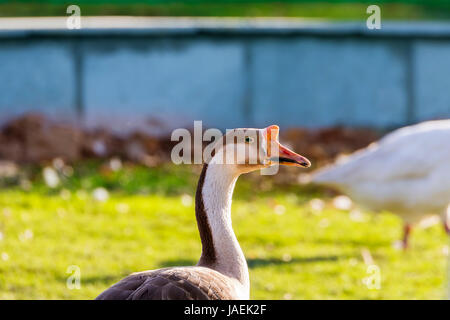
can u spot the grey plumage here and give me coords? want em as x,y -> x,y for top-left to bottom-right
95,266 -> 235,300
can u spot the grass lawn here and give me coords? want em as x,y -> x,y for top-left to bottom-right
0,161 -> 447,299
1,1 -> 450,20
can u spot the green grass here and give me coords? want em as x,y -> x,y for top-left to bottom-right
0,162 -> 448,299
1,1 -> 450,20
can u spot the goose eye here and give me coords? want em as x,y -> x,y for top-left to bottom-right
245,137 -> 254,143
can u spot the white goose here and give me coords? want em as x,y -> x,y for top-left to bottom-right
96,125 -> 310,300
313,120 -> 450,248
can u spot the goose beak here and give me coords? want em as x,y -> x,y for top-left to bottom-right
276,143 -> 311,168
265,125 -> 311,168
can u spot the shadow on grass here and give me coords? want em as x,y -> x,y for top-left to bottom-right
159,254 -> 348,270
57,254 -> 350,288
313,237 -> 393,248
247,255 -> 344,268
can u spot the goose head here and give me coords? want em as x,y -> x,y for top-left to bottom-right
207,125 -> 311,175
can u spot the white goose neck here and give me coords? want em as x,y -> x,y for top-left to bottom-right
199,163 -> 249,294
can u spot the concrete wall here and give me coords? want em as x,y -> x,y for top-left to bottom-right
1,18 -> 449,133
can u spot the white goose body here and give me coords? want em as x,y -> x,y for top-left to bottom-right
96,126 -> 310,300
313,120 -> 450,245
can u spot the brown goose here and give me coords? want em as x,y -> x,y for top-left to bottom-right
95,125 -> 310,300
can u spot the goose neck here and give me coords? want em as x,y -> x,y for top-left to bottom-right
195,164 -> 249,291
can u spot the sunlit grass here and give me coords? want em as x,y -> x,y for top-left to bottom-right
0,162 -> 447,299
1,1 -> 450,20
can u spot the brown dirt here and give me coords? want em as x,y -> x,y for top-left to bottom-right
0,113 -> 380,167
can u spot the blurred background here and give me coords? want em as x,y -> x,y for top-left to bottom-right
0,0 -> 449,299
